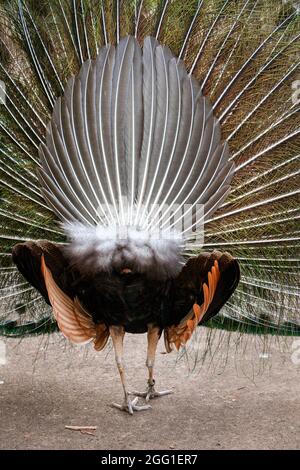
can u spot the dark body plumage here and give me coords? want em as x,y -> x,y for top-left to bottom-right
72,270 -> 174,333
12,241 -> 240,335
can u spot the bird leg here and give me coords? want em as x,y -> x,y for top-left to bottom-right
109,326 -> 151,414
131,325 -> 173,402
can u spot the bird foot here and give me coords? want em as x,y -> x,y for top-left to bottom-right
130,382 -> 173,402
111,396 -> 152,415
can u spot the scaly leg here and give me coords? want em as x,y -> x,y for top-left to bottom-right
131,325 -> 173,402
109,326 -> 151,414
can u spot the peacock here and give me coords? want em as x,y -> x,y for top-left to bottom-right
0,0 -> 299,415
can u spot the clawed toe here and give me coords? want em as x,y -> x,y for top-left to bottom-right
111,396 -> 152,414
130,388 -> 173,402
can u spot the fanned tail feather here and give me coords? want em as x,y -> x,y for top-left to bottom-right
0,0 -> 299,342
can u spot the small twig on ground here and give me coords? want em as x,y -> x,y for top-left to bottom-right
65,425 -> 97,435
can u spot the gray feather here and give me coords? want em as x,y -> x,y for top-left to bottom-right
38,35 -> 233,242
111,36 -> 135,222
144,56 -> 182,214
141,45 -> 173,214
136,36 -> 158,220
124,40 -> 143,221
95,45 -> 117,215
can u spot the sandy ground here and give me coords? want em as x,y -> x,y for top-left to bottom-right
0,330 -> 299,450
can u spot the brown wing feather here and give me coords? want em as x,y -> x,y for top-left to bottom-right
41,255 -> 93,343
12,240 -> 74,302
12,241 -> 50,304
165,251 -> 240,352
12,241 -> 109,350
41,255 -> 109,349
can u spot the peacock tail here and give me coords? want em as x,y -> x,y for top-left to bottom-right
0,0 -> 299,340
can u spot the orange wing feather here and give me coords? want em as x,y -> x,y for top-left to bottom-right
164,260 -> 220,352
41,255 -> 109,350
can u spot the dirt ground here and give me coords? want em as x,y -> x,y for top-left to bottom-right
0,330 -> 299,450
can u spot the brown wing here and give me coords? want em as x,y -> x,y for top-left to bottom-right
165,250 -> 240,352
12,241 -> 52,304
12,240 -> 75,303
12,241 -> 109,350
41,255 -> 109,350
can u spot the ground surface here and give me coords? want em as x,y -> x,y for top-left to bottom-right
0,331 -> 299,450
